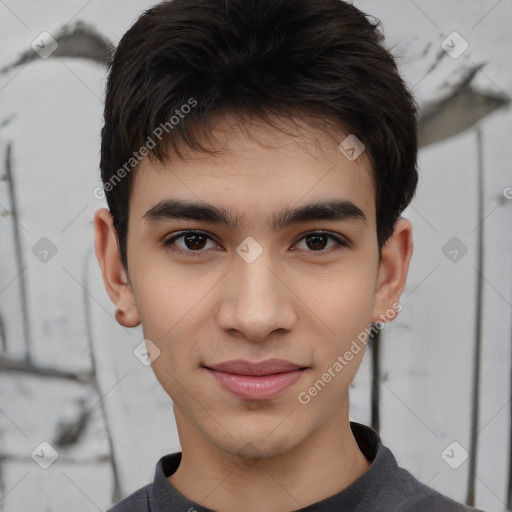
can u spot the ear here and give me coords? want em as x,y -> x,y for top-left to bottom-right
371,217 -> 413,322
93,208 -> 141,328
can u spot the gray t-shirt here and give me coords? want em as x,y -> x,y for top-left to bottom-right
108,421 -> 486,511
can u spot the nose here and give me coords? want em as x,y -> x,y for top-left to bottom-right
216,247 -> 298,343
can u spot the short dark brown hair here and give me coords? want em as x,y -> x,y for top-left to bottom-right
100,0 -> 418,270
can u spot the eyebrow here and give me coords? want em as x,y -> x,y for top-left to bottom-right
143,198 -> 367,231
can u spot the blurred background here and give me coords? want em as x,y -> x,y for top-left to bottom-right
0,0 -> 511,510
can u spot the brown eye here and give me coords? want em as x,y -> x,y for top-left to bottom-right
293,231 -> 348,253
182,233 -> 208,250
305,234 -> 329,250
163,230 -> 220,257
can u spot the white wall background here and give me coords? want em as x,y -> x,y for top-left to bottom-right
0,1 -> 511,510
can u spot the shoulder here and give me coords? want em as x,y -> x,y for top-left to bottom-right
105,484 -> 151,512
392,466 -> 486,512
349,423 -> 487,512
105,452 -> 182,511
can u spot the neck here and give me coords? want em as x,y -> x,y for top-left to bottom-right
169,404 -> 371,512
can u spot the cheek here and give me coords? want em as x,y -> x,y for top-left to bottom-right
131,264 -> 218,373
295,277 -> 374,412
295,263 -> 377,342
131,254 -> 209,333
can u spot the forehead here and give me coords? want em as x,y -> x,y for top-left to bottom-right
129,113 -> 376,229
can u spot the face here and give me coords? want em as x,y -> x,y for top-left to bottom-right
97,113 -> 408,460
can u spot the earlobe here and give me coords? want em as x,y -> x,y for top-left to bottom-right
371,218 -> 413,323
93,208 -> 141,328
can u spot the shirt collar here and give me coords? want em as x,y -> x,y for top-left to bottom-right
149,421 -> 398,511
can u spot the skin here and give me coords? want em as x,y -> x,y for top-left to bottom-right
94,113 -> 413,512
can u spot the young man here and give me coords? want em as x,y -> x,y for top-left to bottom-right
94,0 -> 485,510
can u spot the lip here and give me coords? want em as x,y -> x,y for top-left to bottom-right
206,358 -> 305,376
204,359 -> 307,401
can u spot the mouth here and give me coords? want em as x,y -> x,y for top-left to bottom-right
203,359 -> 308,401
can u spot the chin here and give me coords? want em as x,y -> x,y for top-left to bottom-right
210,421 -> 302,461
224,436 -> 292,460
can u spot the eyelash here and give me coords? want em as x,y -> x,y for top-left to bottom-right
162,230 -> 350,258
